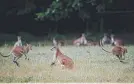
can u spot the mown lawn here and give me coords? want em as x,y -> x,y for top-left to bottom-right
0,45 -> 134,83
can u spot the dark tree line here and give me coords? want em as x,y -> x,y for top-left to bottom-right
1,0 -> 134,34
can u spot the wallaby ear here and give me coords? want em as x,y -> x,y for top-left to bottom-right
53,37 -> 59,47
111,34 -> 115,37
82,33 -> 85,37
51,37 -> 59,51
17,36 -> 21,39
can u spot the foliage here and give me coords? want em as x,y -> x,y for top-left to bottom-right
6,0 -> 36,16
35,0 -> 113,21
54,34 -> 66,41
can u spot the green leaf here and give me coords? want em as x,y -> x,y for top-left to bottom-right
35,0 -> 113,22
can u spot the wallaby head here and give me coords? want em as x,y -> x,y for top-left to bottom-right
51,38 -> 59,51
25,43 -> 32,51
17,36 -> 21,40
104,33 -> 108,36
82,33 -> 85,37
110,34 -> 115,38
53,37 -> 57,44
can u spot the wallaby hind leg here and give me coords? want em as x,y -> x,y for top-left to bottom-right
13,57 -> 20,67
24,54 -> 29,60
51,62 -> 56,66
116,55 -> 122,62
122,54 -> 125,60
116,55 -> 120,60
12,54 -> 20,67
13,60 -> 20,67
117,55 -> 124,62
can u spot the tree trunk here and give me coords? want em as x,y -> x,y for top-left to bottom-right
92,22 -> 98,32
100,16 -> 104,33
55,21 -> 58,33
99,0 -> 104,33
85,20 -> 89,32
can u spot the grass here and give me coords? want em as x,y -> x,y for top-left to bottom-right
0,44 -> 134,83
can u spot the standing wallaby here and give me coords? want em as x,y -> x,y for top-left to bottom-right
51,38 -> 74,70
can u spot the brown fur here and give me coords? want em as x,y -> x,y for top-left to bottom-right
73,33 -> 87,46
0,44 -> 32,67
113,39 -> 124,46
111,34 -> 124,46
112,46 -> 127,61
11,44 -> 32,57
57,40 -> 65,46
51,46 -> 74,70
100,39 -> 127,62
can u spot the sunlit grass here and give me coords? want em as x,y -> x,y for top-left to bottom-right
0,45 -> 134,83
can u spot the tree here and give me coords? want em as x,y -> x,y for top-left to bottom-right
35,0 -> 113,33
6,0 -> 36,16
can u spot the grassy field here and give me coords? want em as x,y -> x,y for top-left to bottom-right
0,44 -> 134,83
